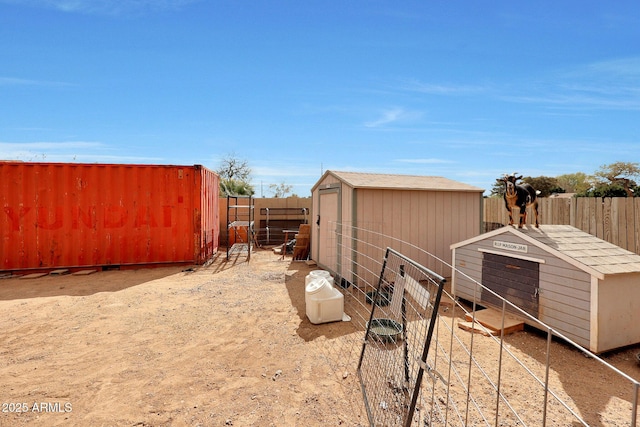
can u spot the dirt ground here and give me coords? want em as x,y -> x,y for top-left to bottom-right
1,248 -> 639,427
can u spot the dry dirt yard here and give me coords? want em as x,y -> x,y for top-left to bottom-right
1,248 -> 639,427
0,249 -> 367,427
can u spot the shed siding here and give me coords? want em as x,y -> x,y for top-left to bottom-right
354,189 -> 384,285
537,249 -> 591,347
311,190 -> 319,259
355,189 -> 480,280
453,245 -> 484,300
338,183 -> 354,280
596,272 -> 640,352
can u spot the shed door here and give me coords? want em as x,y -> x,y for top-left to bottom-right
317,187 -> 340,273
481,253 -> 539,317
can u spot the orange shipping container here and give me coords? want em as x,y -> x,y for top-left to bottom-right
0,162 -> 219,272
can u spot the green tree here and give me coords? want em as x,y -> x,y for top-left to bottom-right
268,182 -> 293,198
580,182 -> 631,197
220,179 -> 255,196
216,153 -> 255,196
521,176 -> 558,197
489,179 -> 505,197
593,161 -> 640,197
556,172 -> 591,194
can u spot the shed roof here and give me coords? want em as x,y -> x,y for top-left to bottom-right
452,224 -> 640,279
313,170 -> 484,192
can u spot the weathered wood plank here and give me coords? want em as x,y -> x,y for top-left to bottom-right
464,308 -> 525,335
575,197 -> 587,232
614,197 -> 625,249
596,197 -> 604,240
625,198 -> 635,253
588,197 -> 597,235
603,197 -> 613,244
569,197 -> 577,227
457,320 -> 499,336
635,198 -> 640,255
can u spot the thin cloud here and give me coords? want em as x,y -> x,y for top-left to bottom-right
364,108 -> 423,128
0,141 -> 161,163
252,164 -> 323,178
502,91 -> 640,110
0,0 -> 201,16
0,141 -> 97,162
1,152 -> 164,163
67,154 -> 165,163
399,79 -> 488,95
585,57 -> 640,77
0,141 -> 104,150
394,158 -> 453,164
502,57 -> 640,110
0,76 -> 72,87
364,108 -> 403,128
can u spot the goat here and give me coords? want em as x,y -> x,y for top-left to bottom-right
497,173 -> 540,228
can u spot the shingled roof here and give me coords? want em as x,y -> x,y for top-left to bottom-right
453,224 -> 640,278
318,170 -> 484,192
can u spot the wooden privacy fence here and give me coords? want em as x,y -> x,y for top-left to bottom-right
217,196 -> 640,256
219,197 -> 312,247
484,197 -> 640,255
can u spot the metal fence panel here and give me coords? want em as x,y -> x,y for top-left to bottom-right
357,247 -> 446,427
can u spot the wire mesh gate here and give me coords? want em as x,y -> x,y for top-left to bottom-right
320,222 -> 639,426
357,247 -> 446,427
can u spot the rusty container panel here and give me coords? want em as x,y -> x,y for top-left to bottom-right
195,165 -> 220,264
1,162 -> 219,271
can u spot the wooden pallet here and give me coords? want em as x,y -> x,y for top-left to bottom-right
460,308 -> 525,336
457,320 -> 500,336
292,224 -> 310,260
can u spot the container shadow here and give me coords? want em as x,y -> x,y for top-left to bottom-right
0,266 -> 188,301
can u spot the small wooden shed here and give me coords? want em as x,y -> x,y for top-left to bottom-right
451,224 -> 640,353
310,170 -> 484,282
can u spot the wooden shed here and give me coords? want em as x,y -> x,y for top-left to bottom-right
310,170 -> 484,282
451,224 -> 640,353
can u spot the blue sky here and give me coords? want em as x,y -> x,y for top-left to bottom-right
1,0 -> 639,196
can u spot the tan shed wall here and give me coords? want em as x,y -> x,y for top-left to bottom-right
336,181 -> 354,278
311,190 -> 319,260
354,188 -> 481,280
595,272 -> 640,353
538,251 -> 591,347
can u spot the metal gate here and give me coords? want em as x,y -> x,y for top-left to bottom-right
357,247 -> 446,427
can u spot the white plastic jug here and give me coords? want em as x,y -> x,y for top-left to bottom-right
305,270 -> 333,287
305,277 -> 344,324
